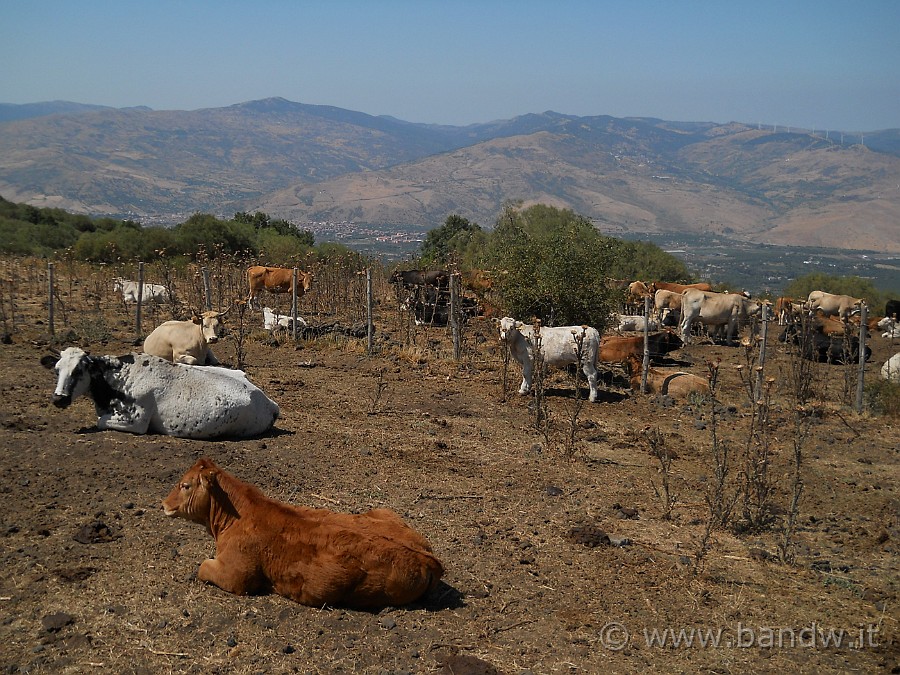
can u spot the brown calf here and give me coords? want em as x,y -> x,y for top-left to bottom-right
163,458 -> 443,609
599,330 -> 684,364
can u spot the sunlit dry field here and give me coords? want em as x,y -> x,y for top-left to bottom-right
0,257 -> 897,674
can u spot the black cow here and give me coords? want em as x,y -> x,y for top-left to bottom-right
886,299 -> 900,321
779,324 -> 871,364
400,286 -> 478,326
390,269 -> 450,290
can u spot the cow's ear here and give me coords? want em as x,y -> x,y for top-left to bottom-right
491,317 -> 499,326
200,468 -> 219,488
40,355 -> 59,369
191,315 -> 202,325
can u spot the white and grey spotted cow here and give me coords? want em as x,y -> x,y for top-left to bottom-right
41,347 -> 279,439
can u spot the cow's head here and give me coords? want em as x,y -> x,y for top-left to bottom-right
495,317 -> 524,342
162,457 -> 219,524
192,309 -> 228,344
41,347 -> 92,408
112,277 -> 124,293
300,271 -> 315,292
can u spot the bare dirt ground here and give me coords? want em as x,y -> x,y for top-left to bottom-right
0,274 -> 898,674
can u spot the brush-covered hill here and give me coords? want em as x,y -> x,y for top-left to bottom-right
1,98 -> 898,251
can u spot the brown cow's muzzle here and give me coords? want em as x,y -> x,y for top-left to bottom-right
52,394 -> 71,408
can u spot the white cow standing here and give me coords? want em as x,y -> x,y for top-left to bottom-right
496,317 -> 602,402
680,289 -> 761,345
41,347 -> 279,439
143,310 -> 227,365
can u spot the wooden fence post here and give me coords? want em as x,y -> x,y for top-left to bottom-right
366,269 -> 374,355
292,268 -> 299,342
755,303 -> 769,402
136,261 -> 145,336
201,267 -> 212,311
641,295 -> 650,393
450,273 -> 461,361
48,262 -> 55,336
856,303 -> 868,413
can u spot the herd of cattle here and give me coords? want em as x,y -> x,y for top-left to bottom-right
36,266 -> 899,610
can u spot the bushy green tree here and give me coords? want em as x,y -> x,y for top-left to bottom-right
420,214 -> 486,267
605,238 -> 695,282
175,213 -> 255,258
484,204 -> 616,330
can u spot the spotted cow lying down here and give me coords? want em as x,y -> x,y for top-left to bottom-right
42,347 -> 279,439
163,457 -> 444,609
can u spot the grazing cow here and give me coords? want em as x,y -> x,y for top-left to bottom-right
390,269 -> 450,290
806,291 -> 863,321
654,289 -> 683,322
881,353 -> 900,382
877,316 -> 899,339
41,348 -> 279,439
113,277 -> 171,305
162,458 -> 443,609
615,314 -> 660,332
263,307 -> 307,331
496,318 -> 602,402
778,324 -> 871,364
680,289 -> 761,345
650,281 -> 713,295
247,266 -> 314,310
143,310 -> 227,365
623,354 -> 710,399
599,330 -> 684,364
886,299 -> 900,321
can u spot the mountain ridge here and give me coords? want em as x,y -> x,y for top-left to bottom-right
1,98 -> 898,252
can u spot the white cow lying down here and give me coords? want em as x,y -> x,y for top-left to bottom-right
882,353 -> 900,383
42,347 -> 279,439
263,307 -> 307,331
496,317 -> 601,402
877,316 -> 899,339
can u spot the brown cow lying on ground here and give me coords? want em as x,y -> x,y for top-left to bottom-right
163,458 -> 444,609
247,266 -> 314,310
623,354 -> 710,399
599,329 -> 684,363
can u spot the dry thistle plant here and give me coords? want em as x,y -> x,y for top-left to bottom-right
645,427 -> 677,520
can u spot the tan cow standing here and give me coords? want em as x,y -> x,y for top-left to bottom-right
247,266 -> 314,310
163,458 -> 444,609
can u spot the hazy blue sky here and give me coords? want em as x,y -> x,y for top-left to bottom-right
3,1 -> 898,131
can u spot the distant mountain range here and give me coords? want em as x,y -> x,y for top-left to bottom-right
1,96 -> 898,253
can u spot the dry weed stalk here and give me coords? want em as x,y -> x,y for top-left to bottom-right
645,427 -> 677,520
563,327 -> 588,458
734,338 -> 777,532
368,368 -> 390,415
